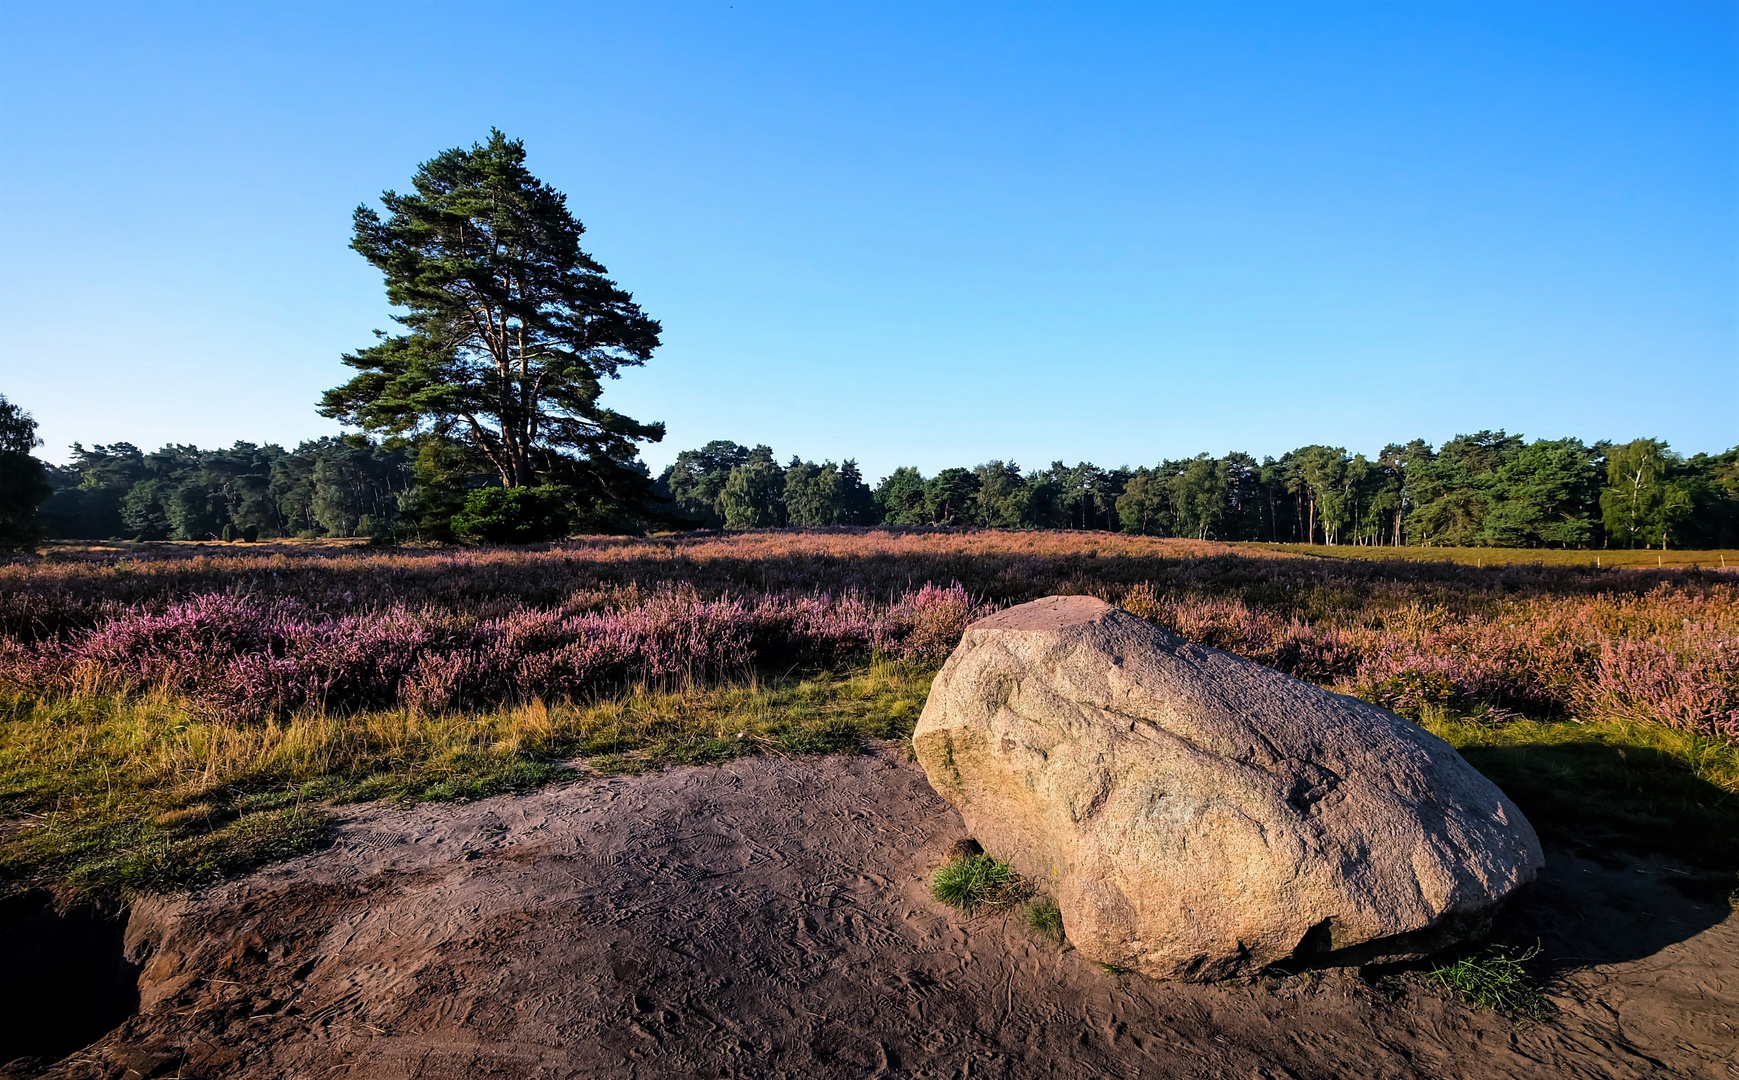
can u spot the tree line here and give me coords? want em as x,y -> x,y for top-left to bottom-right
0,394 -> 1732,549
660,433 -> 1737,550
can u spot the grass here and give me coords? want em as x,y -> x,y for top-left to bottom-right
6,532 -> 1738,911
0,659 -> 933,898
930,853 -> 1029,912
1023,897 -> 1065,944
1427,944 -> 1548,1019
1243,542 -> 1739,571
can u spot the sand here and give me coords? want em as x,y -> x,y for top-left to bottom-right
17,747 -> 1738,1079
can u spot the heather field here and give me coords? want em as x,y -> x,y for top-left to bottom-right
2,529 -> 1737,897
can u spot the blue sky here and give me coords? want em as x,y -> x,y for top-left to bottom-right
1,1 -> 1733,480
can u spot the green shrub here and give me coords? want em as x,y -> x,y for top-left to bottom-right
240,524 -> 259,542
931,852 -> 1028,911
220,524 -> 236,542
451,486 -> 574,544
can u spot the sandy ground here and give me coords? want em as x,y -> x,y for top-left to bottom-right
19,747 -> 1739,1079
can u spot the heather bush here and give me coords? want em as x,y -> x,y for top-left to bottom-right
1119,578 -> 1739,740
0,583 -> 988,717
0,532 -> 1667,642
5,531 -> 1738,900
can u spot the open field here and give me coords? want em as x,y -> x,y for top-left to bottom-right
3,529 -> 1738,1075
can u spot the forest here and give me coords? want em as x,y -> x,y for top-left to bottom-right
8,425 -> 1736,550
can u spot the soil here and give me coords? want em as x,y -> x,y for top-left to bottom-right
9,746 -> 1736,1079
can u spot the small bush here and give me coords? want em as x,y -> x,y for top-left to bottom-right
931,852 -> 1029,911
1427,944 -> 1547,1018
1023,897 -> 1065,943
451,486 -> 574,544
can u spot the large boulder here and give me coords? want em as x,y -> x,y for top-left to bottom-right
912,595 -> 1542,980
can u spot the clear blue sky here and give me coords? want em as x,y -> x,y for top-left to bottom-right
2,1 -> 1733,481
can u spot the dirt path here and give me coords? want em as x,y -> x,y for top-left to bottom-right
20,748 -> 1738,1079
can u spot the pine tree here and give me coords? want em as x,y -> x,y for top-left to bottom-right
321,131 -> 663,529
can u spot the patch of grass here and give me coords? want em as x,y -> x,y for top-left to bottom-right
1421,712 -> 1739,871
1022,897 -> 1065,944
1427,944 -> 1547,1018
1096,961 -> 1130,976
65,806 -> 330,894
0,659 -> 934,898
769,717 -> 863,756
931,853 -> 1029,912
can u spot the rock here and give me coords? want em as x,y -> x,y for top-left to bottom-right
912,595 -> 1543,980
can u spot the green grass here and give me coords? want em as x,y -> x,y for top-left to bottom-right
0,660 -> 934,898
1241,542 -> 1739,571
930,853 -> 1029,912
1427,944 -> 1548,1018
1023,897 -> 1065,943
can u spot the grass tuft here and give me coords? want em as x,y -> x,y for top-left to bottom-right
930,852 -> 1029,912
1427,944 -> 1547,1018
1022,897 -> 1065,944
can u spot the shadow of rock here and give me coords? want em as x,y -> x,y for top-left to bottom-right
1443,736 -> 1739,973
1500,848 -> 1732,974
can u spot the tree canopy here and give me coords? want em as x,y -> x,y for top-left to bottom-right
320,130 -> 663,524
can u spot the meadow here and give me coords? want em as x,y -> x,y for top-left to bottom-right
2,529 -> 1736,898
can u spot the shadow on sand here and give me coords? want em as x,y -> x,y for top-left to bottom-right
1462,739 -> 1736,973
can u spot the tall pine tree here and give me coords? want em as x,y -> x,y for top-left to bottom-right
321,131 -> 664,529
